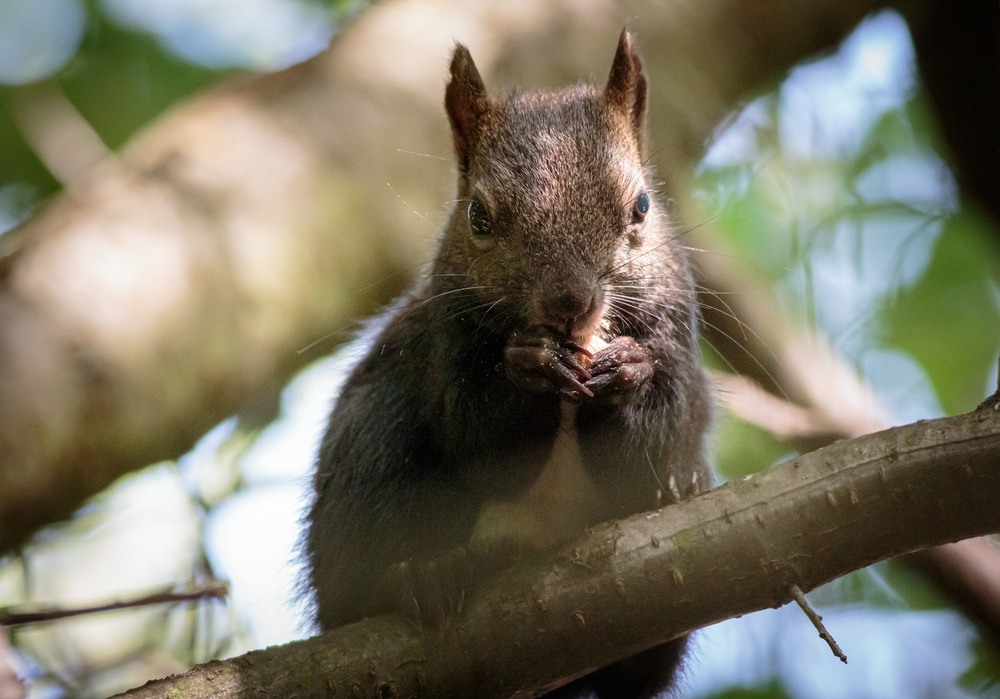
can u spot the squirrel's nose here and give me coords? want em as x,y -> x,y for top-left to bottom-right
537,286 -> 603,337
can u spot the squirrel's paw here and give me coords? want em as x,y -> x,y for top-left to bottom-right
392,547 -> 471,630
584,336 -> 653,404
505,327 -> 592,400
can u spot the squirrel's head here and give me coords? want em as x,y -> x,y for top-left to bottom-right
435,31 -> 690,348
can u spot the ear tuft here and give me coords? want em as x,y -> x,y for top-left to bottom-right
445,43 -> 490,173
604,29 -> 648,151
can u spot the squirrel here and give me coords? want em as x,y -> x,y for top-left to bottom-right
303,30 -> 712,698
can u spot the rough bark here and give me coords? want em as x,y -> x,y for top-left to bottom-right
113,408 -> 1000,698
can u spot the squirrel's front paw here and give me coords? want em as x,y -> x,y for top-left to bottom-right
505,327 -> 592,400
584,336 -> 654,404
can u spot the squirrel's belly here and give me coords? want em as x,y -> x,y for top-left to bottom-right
470,401 -> 602,553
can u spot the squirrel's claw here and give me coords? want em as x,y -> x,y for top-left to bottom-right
392,547 -> 471,630
584,336 -> 654,404
505,327 -> 593,398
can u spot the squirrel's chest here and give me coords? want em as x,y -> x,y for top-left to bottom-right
469,400 -> 603,553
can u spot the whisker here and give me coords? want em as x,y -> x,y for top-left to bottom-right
298,328 -> 351,355
395,149 -> 449,162
605,279 -> 786,400
385,181 -> 435,227
695,315 -> 787,399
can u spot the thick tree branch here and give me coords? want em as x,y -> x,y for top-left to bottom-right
115,409 -> 1000,698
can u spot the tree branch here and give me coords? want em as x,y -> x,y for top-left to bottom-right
114,409 -> 1000,698
789,584 -> 848,664
0,581 -> 228,627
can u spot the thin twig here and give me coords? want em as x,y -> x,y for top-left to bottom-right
0,581 -> 228,627
789,583 -> 848,664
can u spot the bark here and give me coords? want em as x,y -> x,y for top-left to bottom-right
113,408 -> 1000,698
0,0 -> 894,555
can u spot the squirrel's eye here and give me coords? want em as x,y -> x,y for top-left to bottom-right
632,191 -> 650,222
467,199 -> 491,236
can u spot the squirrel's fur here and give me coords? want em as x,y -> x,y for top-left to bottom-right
304,30 -> 712,698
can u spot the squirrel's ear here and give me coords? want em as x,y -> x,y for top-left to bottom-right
604,29 -> 648,151
445,44 -> 489,173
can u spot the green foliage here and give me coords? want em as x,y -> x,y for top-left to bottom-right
0,2 -> 221,229
707,683 -> 794,699
698,94 -> 999,426
879,210 -> 1000,415
709,406 -> 791,480
0,0 -> 367,230
0,104 -> 58,203
62,12 -> 220,149
960,638 -> 1000,697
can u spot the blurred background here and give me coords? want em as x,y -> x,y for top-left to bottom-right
0,0 -> 998,697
